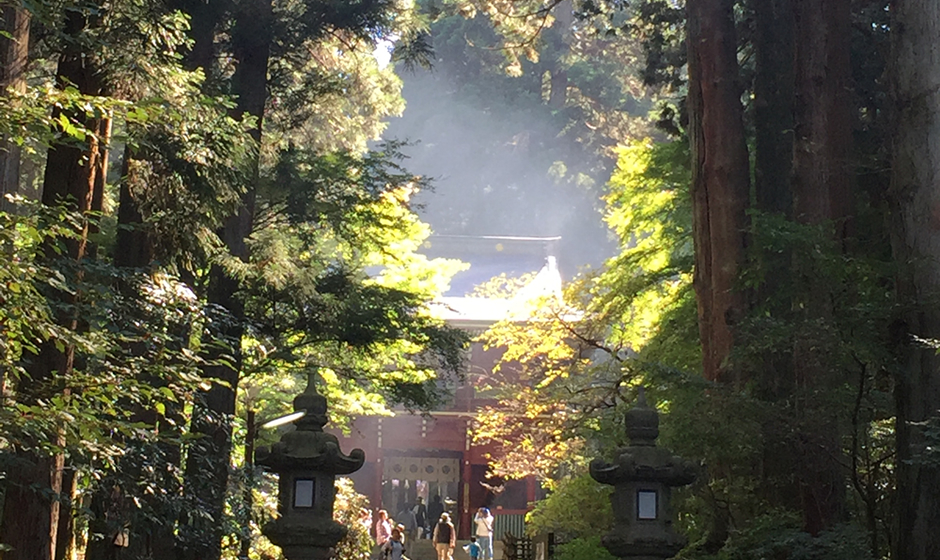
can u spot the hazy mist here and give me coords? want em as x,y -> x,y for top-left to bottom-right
381,20 -> 625,278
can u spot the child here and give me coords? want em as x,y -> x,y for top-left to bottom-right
383,528 -> 406,560
464,536 -> 482,560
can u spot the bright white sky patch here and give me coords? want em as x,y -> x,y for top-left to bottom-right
373,38 -> 394,69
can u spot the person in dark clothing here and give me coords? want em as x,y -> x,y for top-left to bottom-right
432,512 -> 456,560
427,495 -> 444,536
413,497 -> 428,539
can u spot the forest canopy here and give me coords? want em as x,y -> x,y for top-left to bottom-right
2,0 -> 940,560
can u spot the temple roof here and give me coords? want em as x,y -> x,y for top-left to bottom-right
422,235 -> 563,326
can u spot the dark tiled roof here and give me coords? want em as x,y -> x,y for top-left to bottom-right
420,235 -> 560,296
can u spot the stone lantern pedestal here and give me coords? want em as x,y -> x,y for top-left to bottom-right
256,373 -> 365,560
590,388 -> 697,560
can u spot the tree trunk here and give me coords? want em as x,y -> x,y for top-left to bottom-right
686,0 -> 751,384
176,0 -> 224,75
753,0 -> 794,219
114,148 -> 155,269
751,0 -> 802,518
789,0 -> 853,535
0,449 -> 66,560
889,2 -> 940,559
177,0 -> 270,557
109,1 -> 226,557
0,8 -> 107,558
0,2 -> 30,212
54,469 -> 76,560
753,0 -> 795,398
793,0 -> 853,238
547,1 -> 572,110
88,148 -> 179,560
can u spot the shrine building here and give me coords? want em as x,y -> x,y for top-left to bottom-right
330,235 -> 561,539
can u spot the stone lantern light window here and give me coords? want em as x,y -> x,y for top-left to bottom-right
637,490 -> 657,520
294,478 -> 316,508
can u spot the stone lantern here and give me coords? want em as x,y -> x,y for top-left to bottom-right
589,388 -> 697,560
256,372 -> 365,560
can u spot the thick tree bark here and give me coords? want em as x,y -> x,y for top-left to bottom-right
0,2 -> 30,211
754,0 -> 794,219
789,0 -> 853,535
686,0 -> 750,384
793,0 -> 853,238
889,2 -> 940,559
177,0 -> 270,557
0,450 -> 65,560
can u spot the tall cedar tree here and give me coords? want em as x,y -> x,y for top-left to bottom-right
0,1 -> 29,210
752,0 -> 800,526
685,0 -> 750,385
789,0 -> 854,535
688,0 -> 855,536
0,6 -> 110,559
889,1 -> 940,558
176,0 -> 272,555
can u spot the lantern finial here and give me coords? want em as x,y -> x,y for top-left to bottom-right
293,368 -> 328,432
625,386 -> 659,446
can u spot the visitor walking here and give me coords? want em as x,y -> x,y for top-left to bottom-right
397,504 -> 418,544
432,512 -> 456,560
464,536 -> 482,560
473,507 -> 494,560
427,495 -> 444,537
383,528 -> 406,560
413,497 -> 428,539
375,509 -> 392,547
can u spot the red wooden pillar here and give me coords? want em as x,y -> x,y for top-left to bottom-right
460,418 -> 472,538
374,418 -> 384,512
460,458 -> 472,538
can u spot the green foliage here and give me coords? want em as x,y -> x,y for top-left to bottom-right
471,138 -> 693,481
0,204 -> 205,463
334,477 -> 375,560
678,513 -> 875,560
266,35 -> 405,153
554,536 -> 617,560
594,138 -> 696,370
242,142 -> 470,423
524,474 -> 611,540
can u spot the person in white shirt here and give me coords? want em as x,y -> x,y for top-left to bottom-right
473,507 -> 494,560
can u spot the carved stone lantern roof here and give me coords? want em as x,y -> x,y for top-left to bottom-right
256,373 -> 365,475
590,388 -> 696,487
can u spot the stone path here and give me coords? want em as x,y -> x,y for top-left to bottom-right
406,539 -> 503,560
